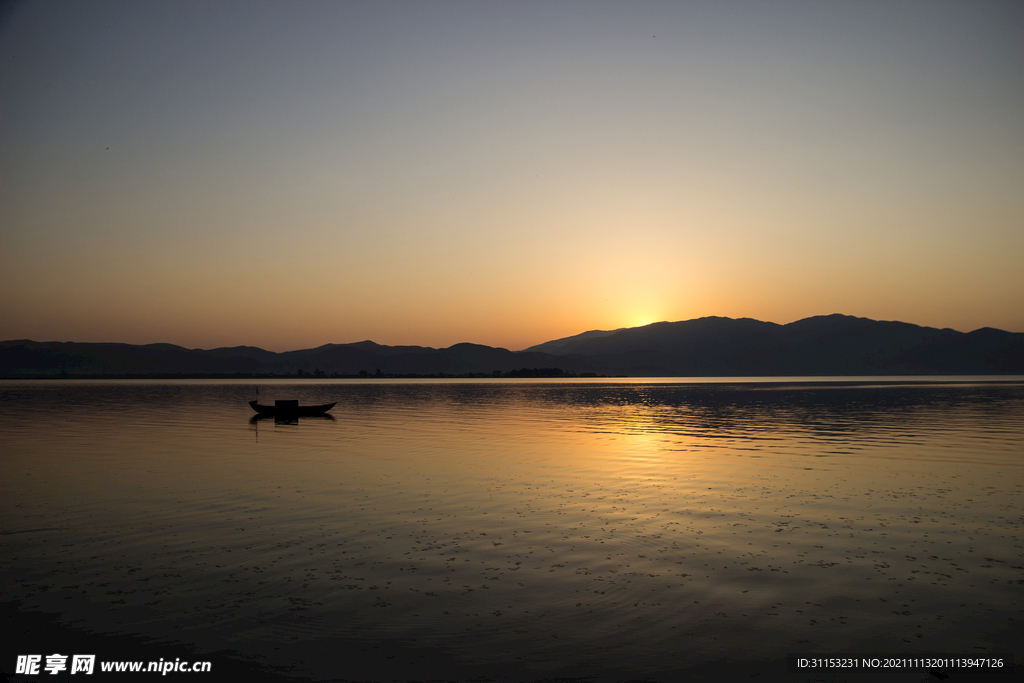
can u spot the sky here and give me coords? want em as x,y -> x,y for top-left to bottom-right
1,0 -> 1022,352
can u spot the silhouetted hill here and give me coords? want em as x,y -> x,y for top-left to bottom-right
525,328 -> 622,355
2,315 -> 1022,377
345,341 -> 435,356
526,314 -> 1024,375
0,340 -> 262,375
203,345 -> 280,364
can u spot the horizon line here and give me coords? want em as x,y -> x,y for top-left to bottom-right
3,313 -> 1020,356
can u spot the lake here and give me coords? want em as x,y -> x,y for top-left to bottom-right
2,378 -> 1022,681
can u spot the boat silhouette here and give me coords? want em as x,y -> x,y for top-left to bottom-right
248,399 -> 336,416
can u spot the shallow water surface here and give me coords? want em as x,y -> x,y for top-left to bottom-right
2,379 -> 1022,680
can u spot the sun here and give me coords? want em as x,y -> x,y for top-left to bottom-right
627,313 -> 662,329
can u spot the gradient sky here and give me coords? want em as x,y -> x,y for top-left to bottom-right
2,0 -> 1022,352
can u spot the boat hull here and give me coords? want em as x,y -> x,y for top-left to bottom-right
248,400 -> 336,416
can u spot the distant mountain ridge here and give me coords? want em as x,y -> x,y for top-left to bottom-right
523,314 -> 1024,375
2,315 -> 1022,377
524,328 -> 622,355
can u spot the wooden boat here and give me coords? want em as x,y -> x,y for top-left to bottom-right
248,399 -> 336,416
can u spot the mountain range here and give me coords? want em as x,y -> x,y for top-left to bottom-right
2,314 -> 1022,377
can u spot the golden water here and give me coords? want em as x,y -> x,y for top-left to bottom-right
2,379 -> 1022,680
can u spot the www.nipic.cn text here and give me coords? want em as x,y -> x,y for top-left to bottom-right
15,654 -> 212,675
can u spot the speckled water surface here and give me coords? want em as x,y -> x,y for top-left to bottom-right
2,379 -> 1022,681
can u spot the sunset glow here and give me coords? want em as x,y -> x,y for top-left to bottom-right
2,1 -> 1022,351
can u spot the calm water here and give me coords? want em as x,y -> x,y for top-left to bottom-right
2,379 -> 1022,681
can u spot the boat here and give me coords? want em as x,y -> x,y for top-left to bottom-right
248,399 -> 336,416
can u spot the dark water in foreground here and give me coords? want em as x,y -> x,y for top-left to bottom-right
2,379 -> 1022,681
